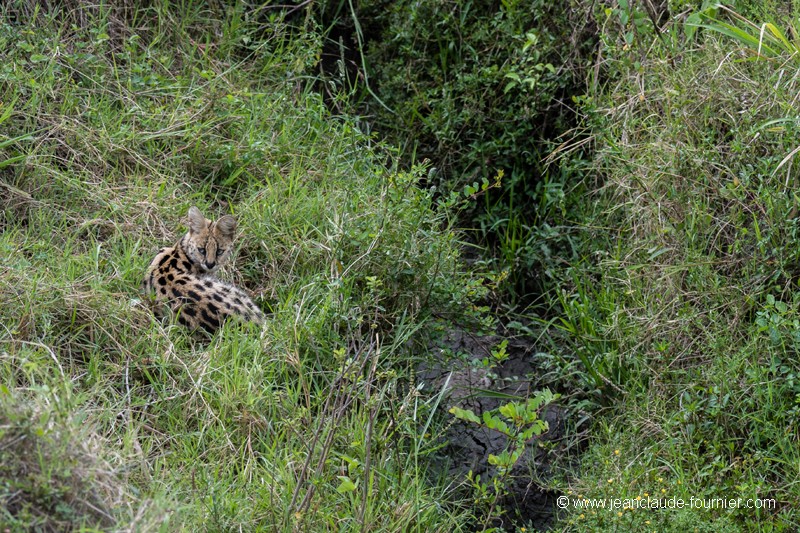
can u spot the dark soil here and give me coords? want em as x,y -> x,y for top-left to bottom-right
420,329 -> 570,530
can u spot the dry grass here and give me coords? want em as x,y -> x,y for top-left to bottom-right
0,1 -> 483,530
548,9 -> 800,529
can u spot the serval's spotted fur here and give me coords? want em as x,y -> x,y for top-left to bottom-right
143,206 -> 264,332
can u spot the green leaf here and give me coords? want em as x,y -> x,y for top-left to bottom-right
697,18 -> 780,56
482,411 -> 510,435
336,476 -> 357,493
647,247 -> 670,261
498,402 -> 517,420
0,133 -> 34,150
520,420 -> 548,441
763,23 -> 793,51
0,154 -> 27,169
525,389 -> 556,411
0,96 -> 18,126
488,452 -> 512,468
449,406 -> 481,424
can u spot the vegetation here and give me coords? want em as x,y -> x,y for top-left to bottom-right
0,1 -> 484,530
320,0 -> 800,530
542,2 -> 800,530
2,0 -> 800,531
316,0 -> 595,301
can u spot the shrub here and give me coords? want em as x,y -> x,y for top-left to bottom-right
317,0 -> 596,300
547,4 -> 800,529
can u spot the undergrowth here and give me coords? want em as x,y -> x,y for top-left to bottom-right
544,2 -> 800,530
0,1 -> 485,530
315,0 -> 596,303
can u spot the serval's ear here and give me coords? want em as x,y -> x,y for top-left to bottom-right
187,206 -> 208,234
215,215 -> 237,238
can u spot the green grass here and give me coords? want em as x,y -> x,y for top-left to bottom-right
542,4 -> 800,531
0,2 -> 483,530
7,1 -> 800,532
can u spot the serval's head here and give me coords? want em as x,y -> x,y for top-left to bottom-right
181,206 -> 238,274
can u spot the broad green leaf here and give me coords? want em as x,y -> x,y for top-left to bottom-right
336,476 -> 357,493
449,406 -> 480,424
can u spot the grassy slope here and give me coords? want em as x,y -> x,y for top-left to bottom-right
551,5 -> 800,531
0,3 -> 482,531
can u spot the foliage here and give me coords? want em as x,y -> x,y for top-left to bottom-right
6,0 -> 800,530
692,4 -> 800,63
450,388 -> 557,530
543,2 -> 800,530
316,0 -> 595,301
0,1 -> 485,530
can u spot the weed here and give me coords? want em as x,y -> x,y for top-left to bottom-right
451,388 -> 558,530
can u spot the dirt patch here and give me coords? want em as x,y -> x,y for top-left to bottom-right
420,329 -> 569,530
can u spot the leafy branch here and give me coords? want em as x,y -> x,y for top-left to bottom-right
449,388 -> 558,530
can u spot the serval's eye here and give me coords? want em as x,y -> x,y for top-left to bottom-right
198,247 -> 206,254
216,249 -> 224,256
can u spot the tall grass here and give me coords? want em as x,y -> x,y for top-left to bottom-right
0,1 -> 482,530
543,3 -> 800,530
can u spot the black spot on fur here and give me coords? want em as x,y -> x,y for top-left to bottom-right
178,315 -> 191,327
175,278 -> 188,285
207,303 -> 219,314
158,277 -> 167,286
201,309 -> 220,330
171,288 -> 184,298
212,293 -> 223,302
183,306 -> 196,317
186,290 -> 202,301
182,261 -> 192,270
160,287 -> 167,295
204,280 -> 213,288
170,258 -> 178,268
158,254 -> 170,267
167,273 -> 174,281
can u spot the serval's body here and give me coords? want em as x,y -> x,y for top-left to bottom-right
142,206 -> 264,332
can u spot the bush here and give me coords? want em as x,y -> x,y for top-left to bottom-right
317,0 -> 596,301
547,4 -> 800,529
